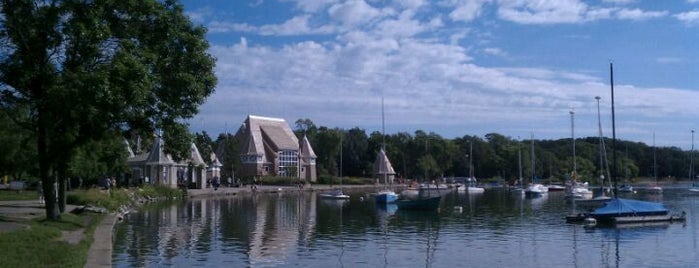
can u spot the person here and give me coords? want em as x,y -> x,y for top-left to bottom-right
213,177 -> 220,190
37,181 -> 44,204
227,177 -> 232,187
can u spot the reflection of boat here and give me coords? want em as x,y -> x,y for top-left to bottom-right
618,184 -> 635,193
395,196 -> 441,210
376,203 -> 398,216
319,189 -> 350,199
547,184 -> 566,191
321,197 -> 349,207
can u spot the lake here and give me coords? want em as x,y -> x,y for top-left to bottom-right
112,187 -> 699,267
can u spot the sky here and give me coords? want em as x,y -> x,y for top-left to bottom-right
180,0 -> 699,150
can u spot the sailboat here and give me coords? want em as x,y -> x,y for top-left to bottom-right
525,134 -> 548,197
374,98 -> 398,203
567,63 -> 684,225
689,130 -> 699,192
458,140 -> 485,193
320,134 -> 349,200
647,132 -> 662,194
565,110 -> 593,200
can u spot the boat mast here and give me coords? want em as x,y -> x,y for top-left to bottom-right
570,110 -> 576,181
691,130 -> 695,184
610,62 -> 618,198
382,98 -> 387,186
531,133 -> 535,184
654,132 -> 657,185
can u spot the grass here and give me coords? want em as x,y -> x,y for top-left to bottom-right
0,212 -> 102,268
0,190 -> 39,201
0,185 -> 181,267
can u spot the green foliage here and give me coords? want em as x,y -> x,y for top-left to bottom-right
0,213 -> 100,268
0,0 -> 216,220
67,185 -> 181,212
0,190 -> 38,201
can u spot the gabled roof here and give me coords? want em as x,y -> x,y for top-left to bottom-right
236,115 -> 299,154
299,135 -> 317,158
373,148 -> 396,175
145,136 -> 175,165
124,138 -> 135,158
211,153 -> 223,167
189,142 -> 207,166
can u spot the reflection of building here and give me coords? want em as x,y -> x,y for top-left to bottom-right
126,134 -> 211,189
235,115 -> 317,182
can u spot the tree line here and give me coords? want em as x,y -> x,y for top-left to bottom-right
189,118 -> 695,186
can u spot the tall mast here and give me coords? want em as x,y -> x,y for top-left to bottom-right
610,62 -> 618,198
570,110 -> 576,180
691,130 -> 695,183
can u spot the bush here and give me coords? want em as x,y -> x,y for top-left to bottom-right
67,185 -> 181,212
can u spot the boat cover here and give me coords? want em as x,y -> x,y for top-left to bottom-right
590,198 -> 668,217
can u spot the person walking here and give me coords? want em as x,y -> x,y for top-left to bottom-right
37,181 -> 44,204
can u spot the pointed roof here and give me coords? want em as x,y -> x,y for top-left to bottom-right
124,138 -> 135,158
145,135 -> 175,165
299,135 -> 317,158
373,148 -> 396,175
212,155 -> 223,167
189,143 -> 207,166
236,115 -> 299,154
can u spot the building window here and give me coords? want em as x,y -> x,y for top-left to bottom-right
277,150 -> 298,177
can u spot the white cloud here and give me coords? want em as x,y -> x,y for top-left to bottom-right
328,0 -> 386,27
496,0 -> 590,24
208,15 -> 336,35
675,10 -> 699,24
281,0 -> 338,13
602,0 -> 635,4
615,8 -> 668,20
483,47 -> 507,57
450,0 -> 491,22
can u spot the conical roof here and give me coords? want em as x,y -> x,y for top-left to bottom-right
145,135 -> 175,165
189,142 -> 207,166
373,148 -> 396,175
299,135 -> 317,158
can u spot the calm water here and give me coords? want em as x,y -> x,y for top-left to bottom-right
113,187 -> 699,267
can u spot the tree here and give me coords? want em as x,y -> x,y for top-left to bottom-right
0,0 -> 216,220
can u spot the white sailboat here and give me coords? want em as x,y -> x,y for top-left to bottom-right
374,98 -> 398,203
458,139 -> 484,193
525,134 -> 548,197
565,110 -> 593,200
648,132 -> 662,194
689,130 -> 699,192
320,134 -> 349,200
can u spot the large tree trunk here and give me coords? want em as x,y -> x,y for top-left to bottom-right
38,115 -> 60,220
56,169 -> 66,213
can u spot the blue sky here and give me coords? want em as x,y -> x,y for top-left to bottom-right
181,0 -> 699,149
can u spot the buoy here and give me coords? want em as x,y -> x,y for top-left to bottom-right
359,196 -> 364,201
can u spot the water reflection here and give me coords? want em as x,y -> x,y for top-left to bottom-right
113,189 -> 698,267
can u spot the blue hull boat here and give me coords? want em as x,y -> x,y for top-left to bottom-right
375,190 -> 398,203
